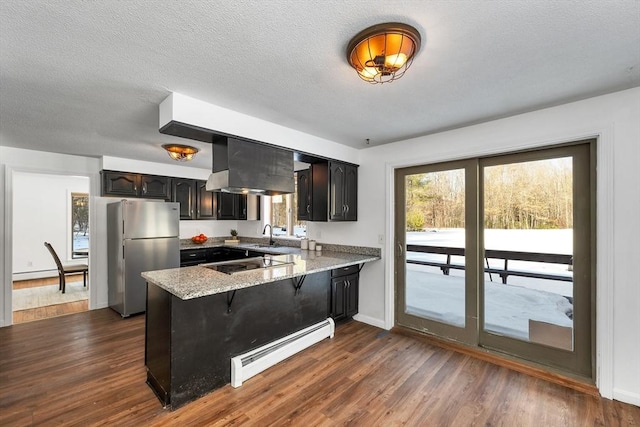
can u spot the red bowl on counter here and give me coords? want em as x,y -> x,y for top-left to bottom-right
191,235 -> 208,244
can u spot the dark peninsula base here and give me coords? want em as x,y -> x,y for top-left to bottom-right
145,270 -> 331,410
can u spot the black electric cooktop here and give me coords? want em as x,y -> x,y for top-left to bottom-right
202,257 -> 293,275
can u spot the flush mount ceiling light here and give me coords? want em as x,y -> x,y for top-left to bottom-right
162,143 -> 199,161
346,22 -> 421,84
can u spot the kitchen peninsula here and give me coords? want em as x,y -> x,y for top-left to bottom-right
142,244 -> 379,409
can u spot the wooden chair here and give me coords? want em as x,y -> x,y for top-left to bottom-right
44,242 -> 88,293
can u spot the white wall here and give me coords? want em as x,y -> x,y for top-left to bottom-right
356,87 -> 640,405
12,172 -> 89,277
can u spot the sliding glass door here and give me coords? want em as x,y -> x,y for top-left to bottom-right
478,144 -> 593,376
395,142 -> 594,378
395,159 -> 477,344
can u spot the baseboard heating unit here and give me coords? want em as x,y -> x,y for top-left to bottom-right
231,318 -> 335,388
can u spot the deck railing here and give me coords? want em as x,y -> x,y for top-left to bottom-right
406,244 -> 573,283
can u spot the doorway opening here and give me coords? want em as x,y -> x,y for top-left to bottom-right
12,172 -> 90,324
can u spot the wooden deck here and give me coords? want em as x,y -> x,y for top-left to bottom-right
0,308 -> 637,426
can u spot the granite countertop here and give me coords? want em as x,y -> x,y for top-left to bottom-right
142,248 -> 379,300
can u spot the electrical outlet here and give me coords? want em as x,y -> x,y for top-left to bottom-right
378,234 -> 384,244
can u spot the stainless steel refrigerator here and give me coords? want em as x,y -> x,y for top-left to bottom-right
107,200 -> 180,317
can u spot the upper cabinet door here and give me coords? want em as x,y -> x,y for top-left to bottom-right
238,194 -> 248,220
140,175 -> 171,200
102,171 -> 170,200
102,171 -> 140,197
217,192 -> 239,220
297,169 -> 312,221
172,178 -> 196,220
344,164 -> 358,221
196,180 -> 215,219
329,162 -> 357,221
329,162 -> 347,221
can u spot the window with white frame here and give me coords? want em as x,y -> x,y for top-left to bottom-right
71,192 -> 89,258
264,173 -> 306,237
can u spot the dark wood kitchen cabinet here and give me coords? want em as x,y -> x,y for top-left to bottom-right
101,171 -> 171,200
238,194 -> 248,220
140,175 -> 172,199
297,166 -> 328,221
297,169 -> 312,220
172,178 -> 197,220
216,192 -> 241,220
215,193 -> 260,220
173,179 -> 257,220
330,265 -> 359,321
297,161 -> 356,222
173,179 -> 216,220
102,171 -> 138,197
196,181 -> 215,219
180,246 -> 263,267
329,161 -> 357,221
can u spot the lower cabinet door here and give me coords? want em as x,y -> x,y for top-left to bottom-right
345,274 -> 359,318
331,278 -> 347,321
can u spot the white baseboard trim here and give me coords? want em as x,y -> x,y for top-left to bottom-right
613,388 -> 640,407
353,313 -> 387,329
12,270 -> 58,281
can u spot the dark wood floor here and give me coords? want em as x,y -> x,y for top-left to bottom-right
0,309 -> 638,426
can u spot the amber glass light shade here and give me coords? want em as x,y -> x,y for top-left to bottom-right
162,144 -> 199,161
347,23 -> 421,84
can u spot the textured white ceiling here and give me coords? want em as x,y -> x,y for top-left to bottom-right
1,0 -> 639,169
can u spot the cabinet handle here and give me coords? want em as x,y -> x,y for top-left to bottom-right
397,243 -> 403,256
345,205 -> 349,213
307,205 -> 311,213
142,182 -> 147,194
134,185 -> 138,192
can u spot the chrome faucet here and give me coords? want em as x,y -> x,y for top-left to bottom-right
263,224 -> 275,246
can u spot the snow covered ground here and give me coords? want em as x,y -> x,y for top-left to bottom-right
73,234 -> 89,250
405,229 -> 574,344
406,266 -> 573,340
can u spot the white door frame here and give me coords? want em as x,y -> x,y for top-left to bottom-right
2,166 -> 100,326
383,127 -> 614,398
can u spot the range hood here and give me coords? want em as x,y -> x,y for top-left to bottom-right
206,136 -> 294,195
